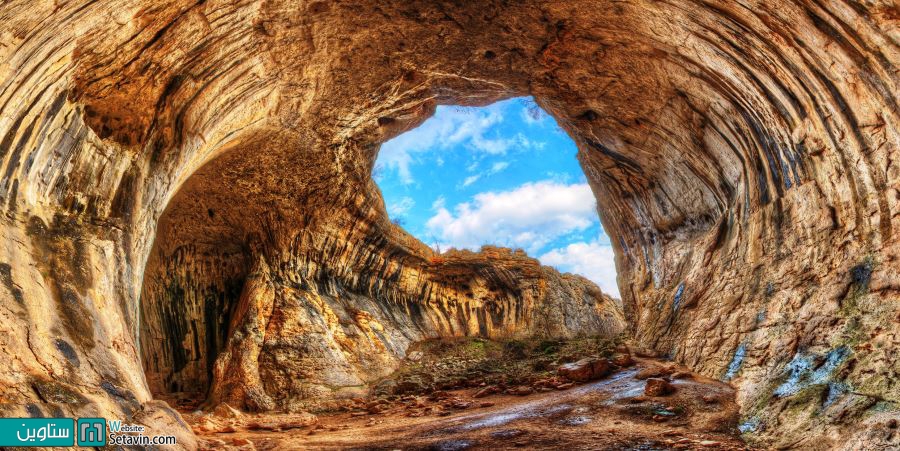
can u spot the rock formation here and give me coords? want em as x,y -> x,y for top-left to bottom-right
0,0 -> 896,449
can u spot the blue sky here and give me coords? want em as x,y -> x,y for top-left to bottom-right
374,97 -> 619,297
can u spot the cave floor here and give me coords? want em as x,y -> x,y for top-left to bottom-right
190,358 -> 751,450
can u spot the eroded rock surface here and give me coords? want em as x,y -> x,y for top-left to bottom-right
0,0 -> 897,449
200,244 -> 623,412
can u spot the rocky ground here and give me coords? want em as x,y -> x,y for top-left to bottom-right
186,338 -> 750,450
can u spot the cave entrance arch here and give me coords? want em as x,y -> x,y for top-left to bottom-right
374,97 -> 621,298
139,151 -> 254,406
137,127 -> 350,407
137,93 -> 636,410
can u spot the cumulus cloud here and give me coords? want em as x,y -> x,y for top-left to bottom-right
425,181 -> 598,254
539,240 -> 620,298
388,196 -> 415,216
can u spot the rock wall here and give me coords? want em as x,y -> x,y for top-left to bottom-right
0,0 -> 897,449
142,146 -> 623,411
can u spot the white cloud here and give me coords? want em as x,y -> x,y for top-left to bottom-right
377,105 -> 510,184
376,105 -> 548,184
459,162 -> 509,189
388,196 -> 415,216
539,240 -> 620,298
473,135 -> 514,155
425,181 -> 598,254
460,174 -> 481,188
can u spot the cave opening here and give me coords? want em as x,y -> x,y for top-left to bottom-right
138,169 -> 252,407
137,96 -> 629,410
374,97 -> 621,298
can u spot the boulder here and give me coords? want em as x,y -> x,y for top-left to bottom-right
394,377 -> 427,395
507,386 -> 534,396
644,378 -> 675,396
611,353 -> 634,368
212,403 -> 243,419
474,385 -> 501,398
635,364 -> 675,380
558,358 -> 613,382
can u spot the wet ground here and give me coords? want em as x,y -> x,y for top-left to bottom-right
190,359 -> 750,450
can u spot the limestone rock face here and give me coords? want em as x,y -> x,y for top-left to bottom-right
0,0 -> 897,449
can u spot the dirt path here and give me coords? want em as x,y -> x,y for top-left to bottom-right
191,359 -> 751,450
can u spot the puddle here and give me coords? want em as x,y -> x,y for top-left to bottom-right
543,404 -> 573,416
598,369 -> 646,405
559,415 -> 592,425
571,368 -> 640,397
454,403 -> 573,431
429,439 -> 474,451
438,368 -> 668,434
490,429 -> 525,438
625,441 -> 669,451
441,367 -> 646,434
459,411 -> 525,430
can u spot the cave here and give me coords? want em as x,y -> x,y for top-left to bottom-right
138,96 -> 626,407
139,104 -> 626,411
0,1 -> 897,450
139,158 -> 250,402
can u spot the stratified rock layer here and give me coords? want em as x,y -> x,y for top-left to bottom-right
0,1 -> 897,449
